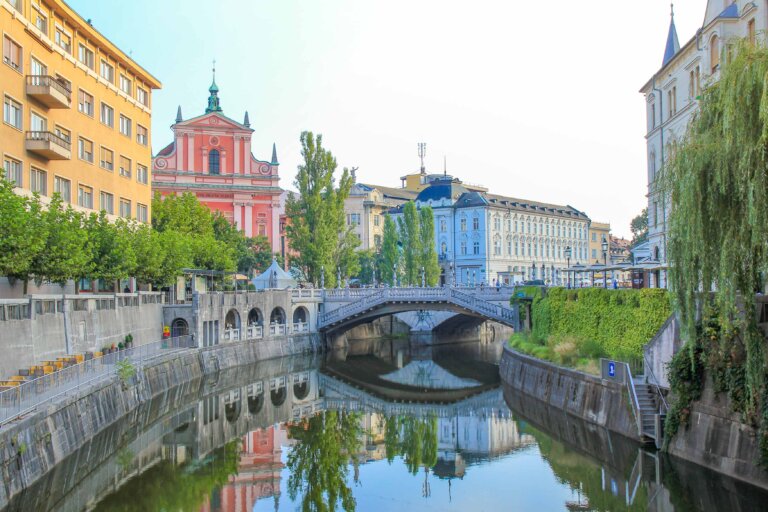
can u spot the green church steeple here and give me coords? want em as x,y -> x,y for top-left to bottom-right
205,60 -> 222,113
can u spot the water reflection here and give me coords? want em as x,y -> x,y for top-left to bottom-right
5,340 -> 768,512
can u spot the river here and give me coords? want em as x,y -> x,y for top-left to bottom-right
4,337 -> 768,512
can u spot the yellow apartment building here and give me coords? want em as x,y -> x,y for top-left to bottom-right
1,0 -> 161,222
588,221 -> 611,264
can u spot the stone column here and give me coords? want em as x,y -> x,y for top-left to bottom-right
176,133 -> 185,170
221,149 -> 227,175
244,138 -> 252,173
234,203 -> 243,231
245,205 -> 253,237
234,136 -> 240,175
187,133 -> 194,171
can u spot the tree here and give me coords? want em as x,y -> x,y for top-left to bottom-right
355,249 -> 377,285
629,208 -> 648,247
86,213 -> 137,290
663,41 -> 768,418
379,214 -> 400,285
285,131 -> 358,286
0,175 -> 46,291
418,206 -> 440,286
31,196 -> 89,288
151,191 -> 214,237
397,201 -> 422,285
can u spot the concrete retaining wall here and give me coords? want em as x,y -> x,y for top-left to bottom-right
500,346 -> 641,442
0,334 -> 319,508
667,376 -> 768,490
0,294 -> 163,380
643,314 -> 681,389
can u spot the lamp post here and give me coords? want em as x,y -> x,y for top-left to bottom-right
372,269 -> 376,288
320,266 -> 325,289
602,237 -> 609,289
565,246 -> 572,288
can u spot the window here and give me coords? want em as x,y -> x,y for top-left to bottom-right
78,90 -> 94,117
136,87 -> 148,107
137,164 -> 148,184
592,248 -> 597,259
54,176 -> 71,202
592,232 -> 597,242
99,191 -> 114,214
3,156 -> 22,185
55,28 -> 71,53
460,241 -> 467,255
30,167 -> 47,195
118,199 -> 131,218
209,149 -> 220,174
374,234 -> 382,248
460,218 -> 467,232
374,214 -> 380,227
119,114 -> 132,136
100,103 -> 114,127
494,239 -> 501,256
694,66 -> 701,97
347,213 -> 361,226
54,125 -> 70,143
100,60 -> 114,83
494,217 -> 501,231
119,156 -> 131,178
33,6 -> 48,35
472,217 -> 479,230
119,74 -> 132,95
78,185 -> 93,209
473,241 -> 480,255
651,102 -> 656,128
710,34 -> 720,72
258,223 -> 267,236
78,44 -> 94,69
78,137 -> 93,163
748,18 -> 756,45
667,86 -> 677,116
100,147 -> 114,171
440,218 -> 446,232
55,74 -> 71,95
9,0 -> 21,13
507,239 -> 512,255
3,96 -> 22,129
136,125 -> 148,146
3,36 -> 22,71
30,57 -> 46,77
30,111 -> 46,132
136,203 -> 148,223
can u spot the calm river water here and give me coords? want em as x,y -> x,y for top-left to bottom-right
5,338 -> 768,512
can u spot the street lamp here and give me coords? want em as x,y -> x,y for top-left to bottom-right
602,237 -> 609,289
565,246 -> 572,288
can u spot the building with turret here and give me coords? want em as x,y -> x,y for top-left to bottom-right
152,72 -> 283,251
640,1 -> 766,287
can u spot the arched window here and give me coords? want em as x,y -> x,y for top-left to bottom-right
710,34 -> 720,72
209,149 -> 220,174
649,151 -> 657,182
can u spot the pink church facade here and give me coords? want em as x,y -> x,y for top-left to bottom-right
152,77 -> 282,250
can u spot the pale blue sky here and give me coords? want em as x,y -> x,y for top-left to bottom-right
67,0 -> 707,238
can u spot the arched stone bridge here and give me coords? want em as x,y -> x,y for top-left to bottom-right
318,287 -> 519,334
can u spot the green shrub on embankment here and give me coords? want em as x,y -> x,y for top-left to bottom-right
509,287 -> 672,368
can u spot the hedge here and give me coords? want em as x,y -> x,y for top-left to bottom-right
522,287 -> 672,360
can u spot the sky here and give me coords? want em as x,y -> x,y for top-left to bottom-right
66,0 -> 710,239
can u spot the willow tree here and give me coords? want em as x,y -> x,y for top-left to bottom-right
663,41 -> 768,419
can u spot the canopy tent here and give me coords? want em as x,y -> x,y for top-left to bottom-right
252,260 -> 297,290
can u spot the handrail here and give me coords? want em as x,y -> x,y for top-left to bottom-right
643,352 -> 669,413
26,130 -> 71,150
622,361 -> 643,435
26,74 -> 72,96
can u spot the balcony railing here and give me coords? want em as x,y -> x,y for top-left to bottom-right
26,75 -> 72,108
25,131 -> 71,160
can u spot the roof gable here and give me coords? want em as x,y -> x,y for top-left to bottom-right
175,112 -> 253,132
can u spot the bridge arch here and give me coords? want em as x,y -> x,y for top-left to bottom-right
270,386 -> 287,407
171,318 -> 189,337
248,307 -> 263,326
292,306 -> 308,324
224,390 -> 241,423
270,307 -> 286,325
225,309 -> 241,331
247,383 -> 264,415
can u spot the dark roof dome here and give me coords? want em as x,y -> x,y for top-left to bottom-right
416,179 -> 469,204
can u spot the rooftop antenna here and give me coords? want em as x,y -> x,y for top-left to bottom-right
418,142 -> 426,175
443,155 -> 447,176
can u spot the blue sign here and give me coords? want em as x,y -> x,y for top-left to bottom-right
608,361 -> 616,378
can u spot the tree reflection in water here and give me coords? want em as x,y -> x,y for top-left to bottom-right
383,415 -> 438,475
286,410 -> 364,512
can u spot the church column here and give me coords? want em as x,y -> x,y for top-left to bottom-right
221,150 -> 227,174
244,138 -> 252,173
234,203 -> 243,231
176,133 -> 185,170
244,205 -> 254,237
234,136 -> 240,174
187,134 -> 195,171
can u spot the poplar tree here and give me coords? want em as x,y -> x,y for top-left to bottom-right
418,206 -> 440,286
285,131 -> 359,286
397,201 -> 422,285
380,215 -> 400,285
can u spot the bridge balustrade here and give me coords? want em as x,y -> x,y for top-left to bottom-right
246,325 -> 263,339
223,328 -> 240,342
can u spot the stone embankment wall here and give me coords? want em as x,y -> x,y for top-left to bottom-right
643,314 -> 681,389
666,376 -> 768,491
0,294 -> 163,379
500,346 -> 640,442
0,333 -> 320,508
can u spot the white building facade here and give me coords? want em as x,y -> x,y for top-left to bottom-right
640,1 -> 766,288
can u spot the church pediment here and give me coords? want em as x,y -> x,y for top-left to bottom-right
177,112 -> 252,132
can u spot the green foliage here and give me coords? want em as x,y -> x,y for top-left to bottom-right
379,214 -> 400,285
86,213 -> 137,287
33,195 -> 90,287
382,415 -> 439,474
418,207 -> 440,286
116,359 -> 136,383
287,410 -> 363,512
285,131 -> 359,287
524,287 -> 671,360
397,202 -> 422,286
0,174 -> 46,286
355,249 -> 378,285
630,208 -> 648,247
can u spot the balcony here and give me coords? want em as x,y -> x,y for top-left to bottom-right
26,76 -> 72,109
25,131 -> 71,160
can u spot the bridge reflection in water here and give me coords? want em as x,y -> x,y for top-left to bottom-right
6,340 -> 768,512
